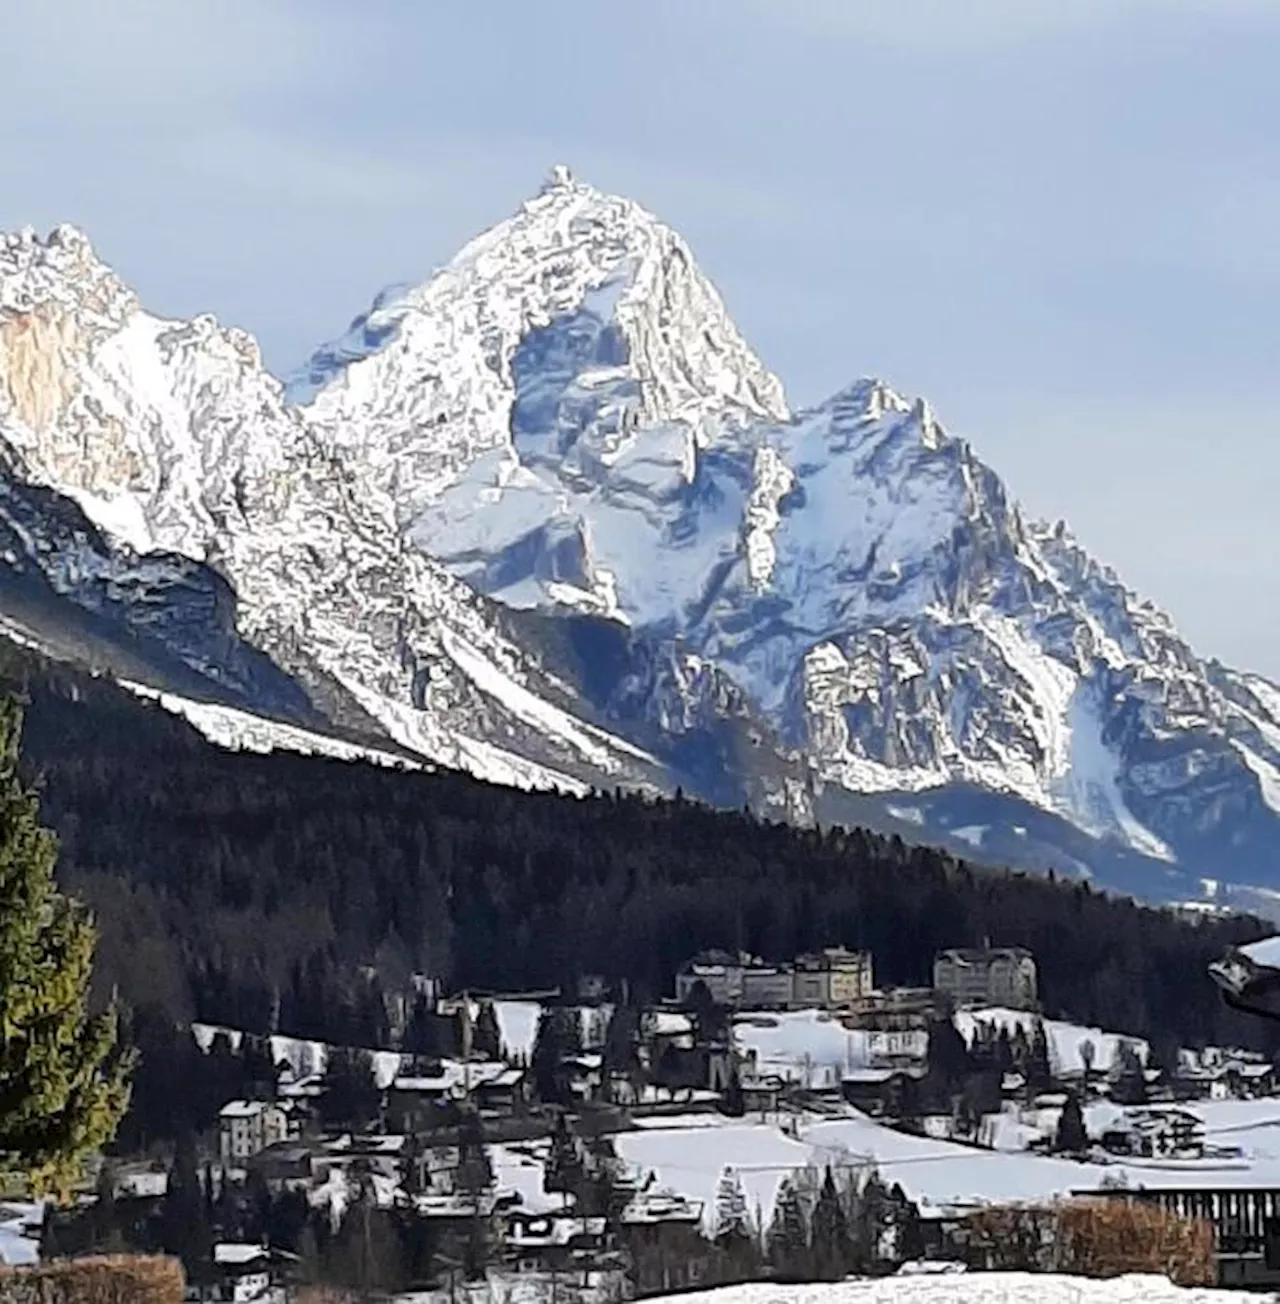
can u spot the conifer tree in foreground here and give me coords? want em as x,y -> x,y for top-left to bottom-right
0,695 -> 131,1196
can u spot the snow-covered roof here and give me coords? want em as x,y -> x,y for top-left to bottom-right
651,1011 -> 694,1036
214,1242 -> 269,1265
391,1058 -> 512,1093
507,1213 -> 607,1247
219,1099 -> 274,1118
621,1191 -> 704,1225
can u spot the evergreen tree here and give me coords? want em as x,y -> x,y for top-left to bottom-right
713,1164 -> 749,1243
810,1166 -> 849,1280
531,1006 -> 580,1104
602,1002 -> 640,1100
0,697 -> 131,1196
455,1110 -> 495,1279
472,1001 -> 502,1060
1024,1019 -> 1053,1098
544,1111 -> 584,1198
160,1130 -> 213,1280
326,1179 -> 406,1297
925,1015 -> 971,1099
767,1177 -> 809,1279
1111,1039 -> 1149,1105
1054,1090 -> 1088,1154
319,1046 -> 380,1128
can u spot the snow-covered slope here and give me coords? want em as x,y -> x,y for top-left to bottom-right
0,219 -> 665,797
288,168 -> 1280,901
4,170 -> 1280,904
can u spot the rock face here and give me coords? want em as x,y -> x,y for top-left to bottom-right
3,174 -> 1280,908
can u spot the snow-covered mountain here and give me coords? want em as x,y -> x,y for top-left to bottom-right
3,170 -> 1279,908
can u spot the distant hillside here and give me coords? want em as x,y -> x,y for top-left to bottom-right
2,636 -> 1270,1074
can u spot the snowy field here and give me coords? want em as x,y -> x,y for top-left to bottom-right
955,1008 -> 1149,1076
637,1275 -> 1268,1304
614,1099 -> 1280,1233
733,1008 -> 1151,1087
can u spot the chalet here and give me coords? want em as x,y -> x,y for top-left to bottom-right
842,1067 -> 922,1119
559,1053 -> 604,1102
505,1211 -> 611,1274
1098,1106 -> 1205,1158
621,1190 -> 703,1227
740,1071 -> 785,1115
473,1066 -> 529,1113
326,1133 -> 408,1181
185,1244 -> 280,1303
386,1059 -> 518,1128
247,1141 -> 322,1193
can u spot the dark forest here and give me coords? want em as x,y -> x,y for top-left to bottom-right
4,640 -> 1274,1129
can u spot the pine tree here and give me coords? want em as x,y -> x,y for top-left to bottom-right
1024,1019 -> 1053,1098
1054,1090 -> 1088,1154
472,1001 -> 502,1060
0,696 -> 131,1196
810,1166 -> 849,1280
319,1046 -> 380,1127
767,1177 -> 809,1279
713,1164 -> 749,1243
544,1111 -> 585,1199
160,1130 -> 213,1280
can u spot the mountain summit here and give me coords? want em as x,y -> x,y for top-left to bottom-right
3,175 -> 1280,910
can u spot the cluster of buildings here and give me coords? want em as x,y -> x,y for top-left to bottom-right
675,944 -> 1040,1014
674,946 -> 875,1010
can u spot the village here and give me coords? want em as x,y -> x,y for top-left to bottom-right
28,945 -> 1280,1300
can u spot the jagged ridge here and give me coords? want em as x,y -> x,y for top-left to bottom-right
2,168 -> 1279,909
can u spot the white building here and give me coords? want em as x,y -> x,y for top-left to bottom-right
933,947 -> 1038,1010
218,1100 -> 289,1163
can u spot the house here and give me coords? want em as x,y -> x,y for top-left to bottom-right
621,1190 -> 704,1227
218,1101 -> 289,1163
1099,1106 -> 1206,1158
185,1244 -> 281,1303
792,948 -> 874,1008
739,1071 -> 785,1115
844,987 -> 954,1032
505,1211 -> 611,1274
386,1059 -> 519,1128
866,1027 -> 930,1068
247,1141 -> 321,1193
842,1068 -> 922,1118
739,965 -> 794,1009
473,1066 -> 530,1114
675,950 -> 749,1006
932,948 -> 1037,1010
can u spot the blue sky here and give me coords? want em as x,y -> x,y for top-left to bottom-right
5,0 -> 1279,673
